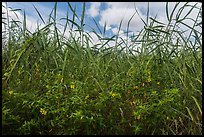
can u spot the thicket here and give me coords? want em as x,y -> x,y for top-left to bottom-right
2,2 -> 202,135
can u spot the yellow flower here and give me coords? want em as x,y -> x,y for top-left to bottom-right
70,84 -> 75,89
110,91 -> 120,98
70,82 -> 75,89
111,92 -> 117,97
133,86 -> 139,90
9,90 -> 14,95
130,100 -> 137,106
40,108 -> 47,115
157,82 -> 160,85
137,115 -> 141,120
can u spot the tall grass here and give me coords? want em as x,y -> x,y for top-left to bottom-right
2,2 -> 202,135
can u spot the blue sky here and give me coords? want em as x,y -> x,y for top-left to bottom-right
2,2 -> 202,46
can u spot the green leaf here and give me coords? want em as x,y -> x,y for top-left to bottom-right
33,4 -> 46,25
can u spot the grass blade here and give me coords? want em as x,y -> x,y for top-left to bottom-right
92,17 -> 102,35
166,2 -> 170,21
33,4 -> 46,25
147,2 -> 149,26
191,96 -> 202,115
134,3 -> 147,26
67,2 -> 80,21
186,107 -> 195,121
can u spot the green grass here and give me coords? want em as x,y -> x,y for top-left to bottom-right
2,2 -> 202,135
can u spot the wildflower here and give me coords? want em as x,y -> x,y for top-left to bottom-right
111,92 -> 117,97
167,116 -> 169,120
70,82 -> 75,89
133,86 -> 139,90
70,85 -> 74,89
70,85 -> 75,89
109,91 -> 120,98
40,108 -> 47,115
9,90 -> 14,95
157,82 -> 160,85
130,100 -> 137,106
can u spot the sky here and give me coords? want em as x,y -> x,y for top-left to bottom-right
2,2 -> 202,48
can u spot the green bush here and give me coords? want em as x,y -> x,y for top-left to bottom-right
2,2 -> 202,135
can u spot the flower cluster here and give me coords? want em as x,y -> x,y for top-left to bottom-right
40,108 -> 47,115
110,91 -> 121,98
70,82 -> 75,89
9,90 -> 14,95
130,100 -> 137,106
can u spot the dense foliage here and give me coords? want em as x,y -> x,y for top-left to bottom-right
2,2 -> 202,135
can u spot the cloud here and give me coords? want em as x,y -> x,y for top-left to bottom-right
2,3 -> 35,35
3,2 -> 201,50
98,2 -> 201,47
111,27 -> 124,35
3,2 -> 68,32
87,2 -> 101,17
97,2 -> 174,33
99,2 -> 146,33
98,2 -> 201,30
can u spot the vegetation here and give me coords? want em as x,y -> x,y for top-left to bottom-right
2,2 -> 202,135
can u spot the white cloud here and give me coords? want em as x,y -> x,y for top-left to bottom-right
3,2 -> 68,32
98,2 -> 201,31
99,3 -> 145,32
111,27 -> 123,35
3,2 -> 201,50
87,2 -> 101,17
97,2 -> 201,49
98,2 -> 162,37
